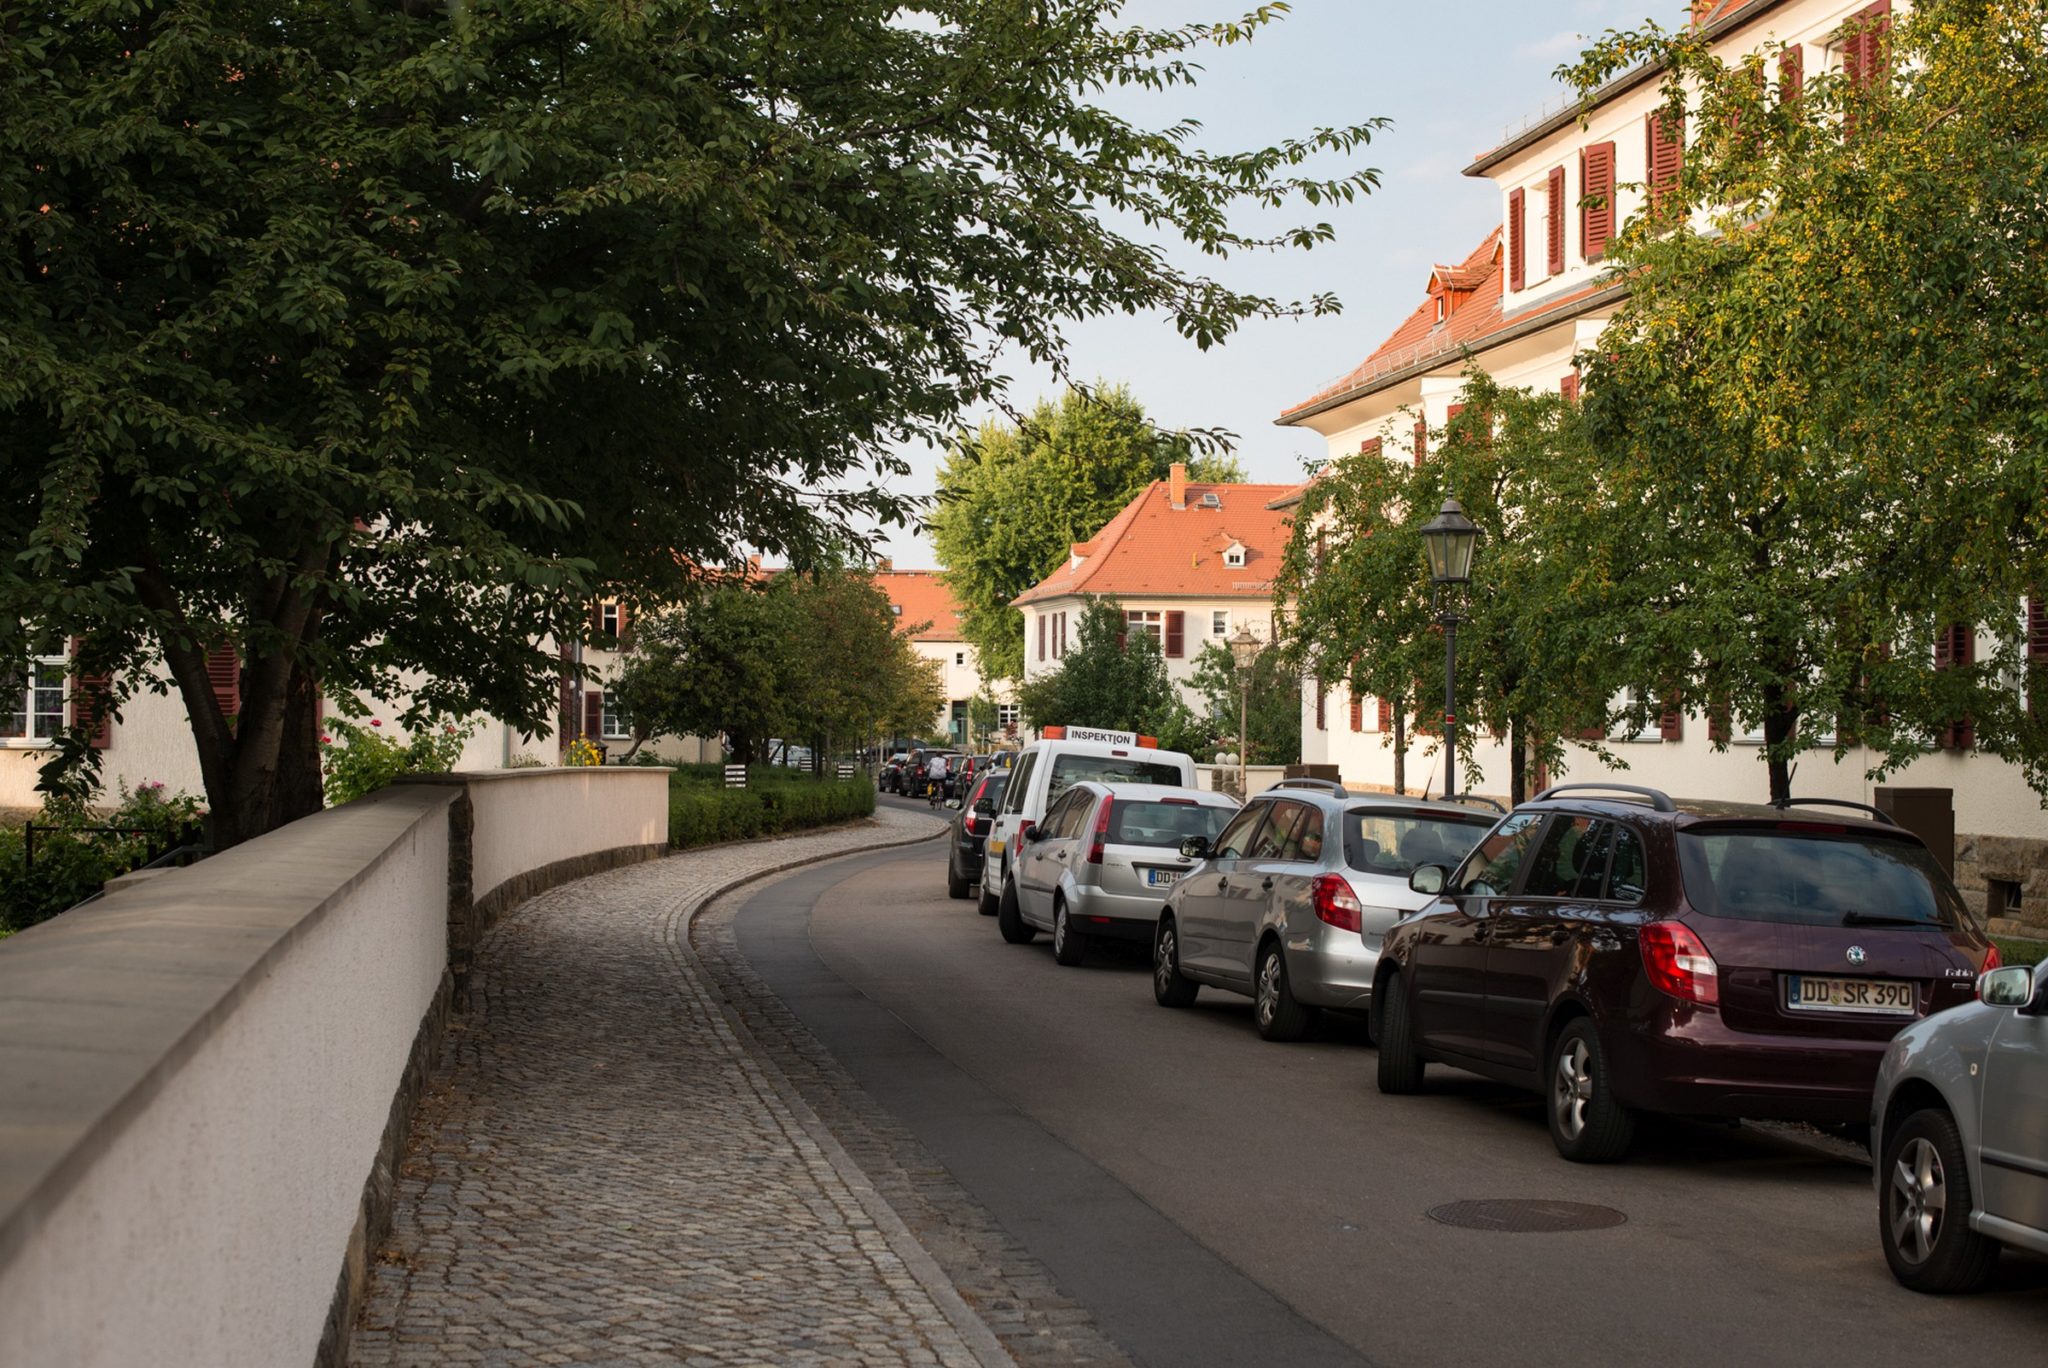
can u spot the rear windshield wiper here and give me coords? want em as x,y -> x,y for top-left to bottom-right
1840,911 -> 1927,928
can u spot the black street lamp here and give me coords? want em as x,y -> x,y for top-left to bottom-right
1419,498 -> 1479,800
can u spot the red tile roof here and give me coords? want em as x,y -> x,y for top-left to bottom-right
874,570 -> 963,642
1011,481 -> 1297,607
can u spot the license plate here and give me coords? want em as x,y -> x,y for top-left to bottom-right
1145,869 -> 1180,888
1784,975 -> 1915,1015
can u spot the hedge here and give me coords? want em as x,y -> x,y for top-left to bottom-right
668,770 -> 875,850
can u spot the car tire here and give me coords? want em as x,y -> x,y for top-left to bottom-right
998,878 -> 1036,944
1053,900 -> 1086,966
1375,971 -> 1425,1094
976,873 -> 999,917
1153,917 -> 1199,1007
1547,1018 -> 1635,1163
1880,1108 -> 2001,1293
947,856 -> 970,901
1254,941 -> 1315,1042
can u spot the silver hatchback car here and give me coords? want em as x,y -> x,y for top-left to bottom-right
1871,956 -> 2048,1292
999,782 -> 1239,966
1153,780 -> 1499,1041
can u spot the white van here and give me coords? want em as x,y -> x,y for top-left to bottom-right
978,727 -> 1197,917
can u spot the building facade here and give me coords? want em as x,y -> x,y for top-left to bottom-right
1277,0 -> 2048,938
873,567 -> 1014,746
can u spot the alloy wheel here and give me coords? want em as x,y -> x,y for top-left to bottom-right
1889,1138 -> 1947,1266
1054,907 -> 1068,956
1155,928 -> 1176,994
1553,1037 -> 1593,1142
1256,952 -> 1280,1029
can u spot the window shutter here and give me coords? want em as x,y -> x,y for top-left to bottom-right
1938,623 -> 1974,749
559,641 -> 576,746
1507,188 -> 1526,291
1376,698 -> 1392,732
1579,141 -> 1615,260
583,691 -> 603,741
1116,622 -> 1128,653
1412,419 -> 1428,466
1708,697 -> 1730,743
1560,372 -> 1580,403
68,638 -> 112,749
1577,724 -> 1604,742
1038,615 -> 1046,662
1779,43 -> 1803,105
587,601 -> 605,639
1545,166 -> 1566,274
1349,695 -> 1363,732
206,644 -> 241,735
1646,112 -> 1684,211
617,602 -> 632,650
2029,596 -> 2047,719
1315,682 -> 1326,732
1844,1 -> 1890,90
1164,611 -> 1185,659
1659,699 -> 1684,742
1359,437 -> 1382,458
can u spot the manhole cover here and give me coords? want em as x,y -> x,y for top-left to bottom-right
1426,1199 -> 1626,1233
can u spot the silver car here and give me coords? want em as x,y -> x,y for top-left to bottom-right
1871,956 -> 2048,1292
999,782 -> 1239,966
1152,780 -> 1498,1041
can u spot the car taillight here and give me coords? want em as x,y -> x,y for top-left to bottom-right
1311,874 -> 1362,933
1013,819 -> 1034,854
1087,798 -> 1114,864
1977,942 -> 2004,995
1640,921 -> 1719,1006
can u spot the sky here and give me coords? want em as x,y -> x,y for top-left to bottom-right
866,0 -> 1671,569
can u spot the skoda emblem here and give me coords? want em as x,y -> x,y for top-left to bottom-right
1846,945 -> 1867,966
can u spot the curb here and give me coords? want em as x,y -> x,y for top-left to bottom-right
662,816 -> 1015,1368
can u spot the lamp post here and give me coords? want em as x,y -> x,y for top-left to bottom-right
1419,498 -> 1479,801
1227,625 -> 1262,797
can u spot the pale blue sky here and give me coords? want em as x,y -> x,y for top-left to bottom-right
869,0 -> 1670,567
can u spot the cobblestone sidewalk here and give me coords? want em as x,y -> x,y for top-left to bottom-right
350,809 -> 998,1368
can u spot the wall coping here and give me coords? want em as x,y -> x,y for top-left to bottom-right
0,785 -> 457,1277
394,767 -> 673,786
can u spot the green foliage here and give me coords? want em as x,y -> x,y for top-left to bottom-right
320,716 -> 475,807
1016,599 -> 1201,750
0,1 -> 1380,845
1555,0 -> 2048,803
930,386 -> 1244,681
0,782 -> 206,933
1187,640 -> 1302,766
1995,938 -> 2047,969
666,769 -> 876,850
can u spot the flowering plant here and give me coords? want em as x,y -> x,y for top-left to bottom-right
562,736 -> 604,767
321,716 -> 477,806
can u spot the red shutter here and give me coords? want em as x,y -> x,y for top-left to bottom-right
1560,372 -> 1581,403
206,644 -> 241,735
1316,683 -> 1326,732
1038,615 -> 1046,662
1446,403 -> 1466,425
1937,623 -> 1974,749
1708,698 -> 1730,743
1376,698 -> 1392,732
1779,43 -> 1803,105
1507,188 -> 1526,291
559,641 -> 576,747
616,602 -> 632,650
1359,437 -> 1382,458
1647,112 -> 1684,211
1349,695 -> 1363,732
1844,1 -> 1890,90
1659,703 -> 1684,742
1546,166 -> 1566,274
68,639 -> 112,749
2029,596 -> 2047,719
1164,611 -> 1185,659
1116,619 -> 1128,652
1579,141 -> 1615,260
587,601 -> 605,639
1412,419 -> 1428,466
1577,724 -> 1604,742
583,690 -> 603,741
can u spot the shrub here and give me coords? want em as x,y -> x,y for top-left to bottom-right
1995,936 -> 2047,968
666,770 -> 875,851
321,716 -> 476,805
0,781 -> 207,934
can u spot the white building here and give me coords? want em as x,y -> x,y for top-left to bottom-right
1275,0 -> 2047,936
873,567 -> 1015,745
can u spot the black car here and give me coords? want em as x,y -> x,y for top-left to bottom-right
948,769 -> 1011,901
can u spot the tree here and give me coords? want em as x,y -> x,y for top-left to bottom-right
1015,598 -> 1196,747
930,385 -> 1244,681
1558,0 -> 2048,803
1187,640 -> 1302,766
0,2 -> 1382,844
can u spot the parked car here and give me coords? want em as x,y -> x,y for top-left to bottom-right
1372,784 -> 2000,1163
948,768 -> 1012,901
1871,956 -> 2048,1292
903,747 -> 961,798
880,752 -> 911,793
1003,782 -> 1238,964
1151,780 -> 1498,1040
984,727 -> 1199,919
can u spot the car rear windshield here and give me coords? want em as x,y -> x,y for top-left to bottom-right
1344,809 -> 1494,877
1046,754 -> 1183,804
974,774 -> 1010,808
1109,800 -> 1231,849
1677,825 -> 1971,930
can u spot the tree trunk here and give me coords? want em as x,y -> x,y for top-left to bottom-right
1761,680 -> 1799,806
1393,705 -> 1406,796
1508,717 -> 1528,806
273,661 -> 326,824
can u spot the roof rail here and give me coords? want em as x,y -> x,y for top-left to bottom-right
1530,782 -> 1677,814
1275,777 -> 1350,799
1773,797 -> 1898,827
1444,794 -> 1507,814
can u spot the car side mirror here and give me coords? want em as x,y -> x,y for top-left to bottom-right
1179,835 -> 1211,859
1024,825 -> 1047,843
1982,964 -> 2046,1012
1408,864 -> 1447,896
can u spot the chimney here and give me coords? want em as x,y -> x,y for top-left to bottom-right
878,556 -> 893,573
1169,462 -> 1188,509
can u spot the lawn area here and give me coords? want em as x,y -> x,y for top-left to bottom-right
1994,936 -> 2047,968
666,764 -> 876,850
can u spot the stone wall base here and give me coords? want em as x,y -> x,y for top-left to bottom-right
1956,831 -> 2048,939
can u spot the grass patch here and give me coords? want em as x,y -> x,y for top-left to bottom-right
1994,936 -> 2048,968
667,766 -> 875,850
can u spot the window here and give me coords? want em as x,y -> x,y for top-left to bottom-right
1125,609 -> 1162,642
600,601 -> 622,638
1607,688 -> 1657,743
1278,805 -> 1326,863
1988,878 -> 2023,923
1344,810 -> 1491,876
1046,752 -> 1182,803
1248,803 -> 1306,860
1001,753 -> 1037,813
997,703 -> 1019,730
1454,811 -> 1543,897
1212,610 -> 1229,637
599,693 -> 630,740
955,652 -> 965,666
1223,544 -> 1246,569
1110,800 -> 1231,849
1521,817 -> 1644,901
2,653 -> 66,744
1213,805 -> 1269,860
1043,789 -> 1089,839
1678,826 -> 1966,930
891,604 -> 903,616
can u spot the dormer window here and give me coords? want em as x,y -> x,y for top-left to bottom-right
1224,541 -> 1247,569
1435,295 -> 1447,324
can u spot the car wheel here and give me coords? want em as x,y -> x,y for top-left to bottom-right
1375,971 -> 1425,1094
1254,941 -> 1315,1042
1881,1108 -> 2000,1293
1153,917 -> 1199,1007
947,855 -> 970,901
1548,1018 -> 1635,1163
1053,900 -> 1086,966
976,871 -> 999,917
997,877 -> 1036,944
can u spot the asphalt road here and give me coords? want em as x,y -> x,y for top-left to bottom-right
735,798 -> 2047,1368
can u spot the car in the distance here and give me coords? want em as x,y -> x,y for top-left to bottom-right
1151,780 -> 1497,1040
1000,781 -> 1238,964
880,751 -> 912,793
947,768 -> 1012,902
1871,955 -> 2048,1292
1372,785 -> 2000,1162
